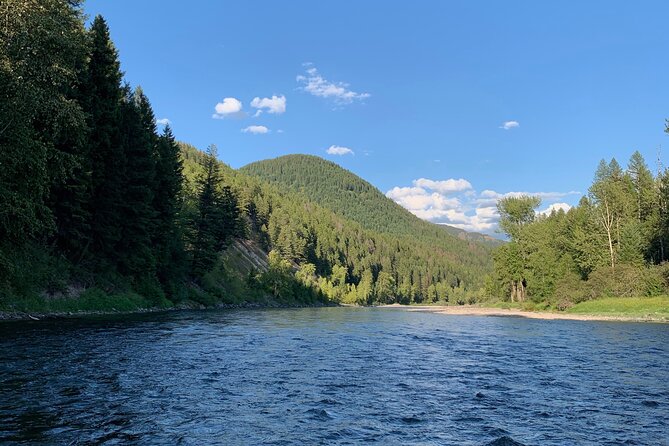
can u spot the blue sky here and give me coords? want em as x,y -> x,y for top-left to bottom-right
84,1 -> 669,233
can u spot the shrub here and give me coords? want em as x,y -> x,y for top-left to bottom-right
552,272 -> 589,305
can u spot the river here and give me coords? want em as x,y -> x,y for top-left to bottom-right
0,308 -> 667,445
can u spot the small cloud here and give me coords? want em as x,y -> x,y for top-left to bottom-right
326,145 -> 354,156
277,129 -> 284,133
241,125 -> 269,134
433,159 -> 441,163
251,95 -> 286,115
212,97 -> 244,119
297,65 -> 370,105
156,118 -> 171,126
413,178 -> 472,194
500,120 -> 519,130
539,202 -> 572,216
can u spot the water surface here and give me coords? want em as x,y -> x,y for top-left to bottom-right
0,308 -> 667,445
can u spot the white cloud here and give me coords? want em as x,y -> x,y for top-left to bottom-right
297,65 -> 370,104
413,178 -> 472,194
241,125 -> 269,134
212,97 -> 243,119
156,118 -> 171,126
500,120 -> 519,130
386,179 -> 580,234
539,202 -> 572,216
326,145 -> 354,156
477,190 -> 580,203
251,95 -> 286,115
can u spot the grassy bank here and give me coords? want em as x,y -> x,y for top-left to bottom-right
567,296 -> 669,320
0,288 -> 170,318
441,296 -> 669,320
395,296 -> 669,322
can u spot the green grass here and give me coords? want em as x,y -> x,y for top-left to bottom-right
0,287 -> 171,315
567,296 -> 669,320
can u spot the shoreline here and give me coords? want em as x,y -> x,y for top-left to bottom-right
0,301 -> 335,322
379,304 -> 669,323
2,302 -> 667,323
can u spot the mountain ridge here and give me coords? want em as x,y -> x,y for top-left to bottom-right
240,154 -> 501,246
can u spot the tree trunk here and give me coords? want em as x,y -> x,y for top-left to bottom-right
602,199 -> 615,271
606,227 -> 615,270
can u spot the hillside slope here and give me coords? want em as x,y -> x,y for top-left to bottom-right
239,155 -> 498,244
185,147 -> 494,303
241,155 -> 500,246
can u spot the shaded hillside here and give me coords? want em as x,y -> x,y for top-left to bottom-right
241,155 -> 500,246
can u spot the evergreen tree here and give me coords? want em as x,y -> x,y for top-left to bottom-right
189,146 -> 240,278
116,86 -> 158,276
82,15 -> 126,266
154,126 -> 187,291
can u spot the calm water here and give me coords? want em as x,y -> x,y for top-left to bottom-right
0,308 -> 668,445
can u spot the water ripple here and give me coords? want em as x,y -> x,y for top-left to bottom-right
0,308 -> 668,445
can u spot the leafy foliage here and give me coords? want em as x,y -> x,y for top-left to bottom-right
491,151 -> 669,307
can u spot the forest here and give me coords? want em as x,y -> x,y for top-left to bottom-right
488,147 -> 669,309
2,1 -> 667,316
0,1 -> 495,314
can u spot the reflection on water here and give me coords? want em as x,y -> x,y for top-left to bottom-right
0,308 -> 667,445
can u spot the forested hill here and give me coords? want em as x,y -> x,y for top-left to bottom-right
241,154 -> 500,246
0,2 -> 495,314
181,146 -> 494,303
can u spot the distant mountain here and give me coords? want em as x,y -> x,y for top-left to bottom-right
241,154 -> 501,246
440,225 -> 503,246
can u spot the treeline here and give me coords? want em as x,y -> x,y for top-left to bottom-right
489,145 -> 669,308
0,1 -> 316,307
1,1 -> 494,310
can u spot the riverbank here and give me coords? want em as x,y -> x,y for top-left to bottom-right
0,292 -> 334,322
382,297 -> 669,323
0,301 -> 336,322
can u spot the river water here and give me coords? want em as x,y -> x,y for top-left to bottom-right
0,308 -> 667,445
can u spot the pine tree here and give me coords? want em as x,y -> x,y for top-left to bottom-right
189,146 -> 232,278
627,151 -> 655,222
154,125 -> 187,291
82,15 -> 126,266
116,86 -> 158,276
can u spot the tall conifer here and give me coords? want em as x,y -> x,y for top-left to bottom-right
82,15 -> 126,266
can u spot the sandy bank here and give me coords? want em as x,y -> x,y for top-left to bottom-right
379,304 -> 668,323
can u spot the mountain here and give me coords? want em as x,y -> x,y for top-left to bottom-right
233,154 -> 496,302
241,154 -> 500,245
188,150 -> 495,304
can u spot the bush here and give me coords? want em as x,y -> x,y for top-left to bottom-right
133,275 -> 170,308
642,263 -> 669,297
555,298 -> 574,311
586,264 -> 645,298
552,272 -> 589,305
